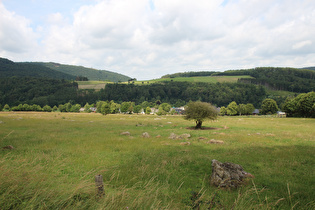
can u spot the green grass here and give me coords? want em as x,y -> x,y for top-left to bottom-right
0,112 -> 314,209
77,81 -> 112,90
137,75 -> 253,84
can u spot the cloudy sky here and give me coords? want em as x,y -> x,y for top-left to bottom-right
1,0 -> 315,80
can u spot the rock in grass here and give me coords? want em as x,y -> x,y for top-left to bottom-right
207,139 -> 224,144
142,132 -> 150,138
180,142 -> 191,145
210,159 -> 254,188
169,133 -> 191,140
169,133 -> 177,139
2,145 -> 14,150
120,131 -> 131,136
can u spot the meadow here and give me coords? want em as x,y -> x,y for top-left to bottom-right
0,112 -> 314,209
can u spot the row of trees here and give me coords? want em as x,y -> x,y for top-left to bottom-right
217,67 -> 315,93
220,102 -> 256,116
2,93 -> 314,118
282,92 -> 315,117
0,77 -> 267,108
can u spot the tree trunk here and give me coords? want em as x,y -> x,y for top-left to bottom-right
195,121 -> 202,129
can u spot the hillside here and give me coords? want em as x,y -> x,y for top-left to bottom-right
34,62 -> 131,82
137,75 -> 254,84
0,58 -> 75,80
214,67 -> 315,93
302,66 -> 315,71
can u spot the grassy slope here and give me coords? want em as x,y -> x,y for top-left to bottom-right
35,62 -> 131,82
138,75 -> 254,84
0,112 -> 314,209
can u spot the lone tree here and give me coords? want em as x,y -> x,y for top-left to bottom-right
184,101 -> 218,129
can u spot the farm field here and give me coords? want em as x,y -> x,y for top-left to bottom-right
139,75 -> 254,84
0,112 -> 314,209
77,81 -> 111,90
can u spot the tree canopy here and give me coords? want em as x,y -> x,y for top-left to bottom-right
184,101 -> 218,129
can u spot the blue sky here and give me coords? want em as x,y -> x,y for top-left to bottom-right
1,0 -> 315,80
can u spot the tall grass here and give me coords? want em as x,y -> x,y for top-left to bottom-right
0,112 -> 314,209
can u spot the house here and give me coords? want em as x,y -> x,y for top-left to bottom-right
90,107 -> 97,112
252,109 -> 260,115
277,111 -> 286,118
172,107 -> 185,114
150,108 -> 159,114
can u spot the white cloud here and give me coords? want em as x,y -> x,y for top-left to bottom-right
1,0 -> 315,79
0,3 -> 38,55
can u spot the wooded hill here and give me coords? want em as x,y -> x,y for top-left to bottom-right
0,57 -> 132,82
0,58 -> 75,80
32,62 -> 131,82
161,67 -> 315,93
1,57 -> 314,110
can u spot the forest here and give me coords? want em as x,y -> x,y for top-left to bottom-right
215,67 -> 315,93
160,67 -> 315,93
0,58 -> 75,80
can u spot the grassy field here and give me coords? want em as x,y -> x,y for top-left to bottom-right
138,75 -> 254,84
77,81 -> 111,90
0,112 -> 314,209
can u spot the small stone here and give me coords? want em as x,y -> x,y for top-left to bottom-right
169,133 -> 177,139
180,142 -> 191,145
207,139 -> 224,144
2,145 -> 14,150
142,132 -> 150,138
120,131 -> 131,136
156,135 -> 161,138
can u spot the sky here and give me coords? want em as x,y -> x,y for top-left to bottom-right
0,0 -> 315,80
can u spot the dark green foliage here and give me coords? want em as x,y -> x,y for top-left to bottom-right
216,67 -> 315,93
0,77 -> 78,107
162,71 -> 217,78
75,76 -> 88,81
133,105 -> 142,114
282,92 -> 315,117
261,98 -> 279,115
35,62 -> 131,82
0,58 -> 75,80
99,82 -> 266,107
184,101 -> 218,129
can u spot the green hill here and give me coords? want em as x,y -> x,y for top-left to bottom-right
214,67 -> 315,93
34,62 -> 131,82
0,58 -> 75,80
302,66 -> 315,71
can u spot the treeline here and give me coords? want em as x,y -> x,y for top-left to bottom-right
282,92 -> 315,117
0,77 -> 78,107
99,82 -> 266,107
0,78 -> 266,108
216,67 -> 315,93
161,71 -> 217,78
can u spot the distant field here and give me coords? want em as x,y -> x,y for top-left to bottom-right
0,112 -> 314,209
77,76 -> 254,89
77,81 -> 111,89
136,75 -> 254,84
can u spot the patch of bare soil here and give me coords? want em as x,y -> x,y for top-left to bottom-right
186,127 -> 222,130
